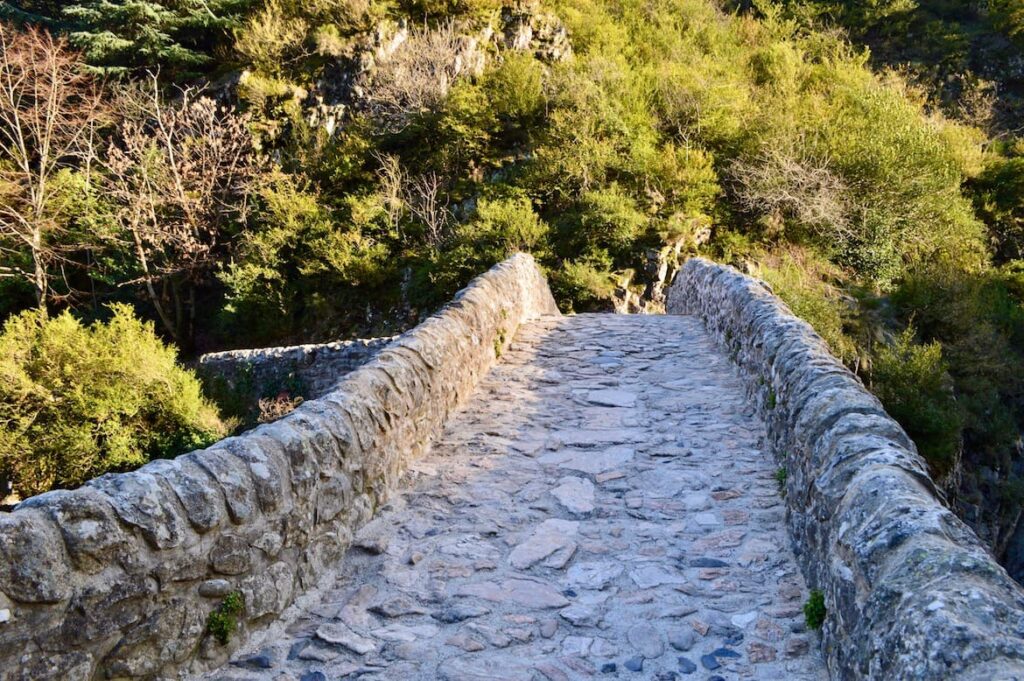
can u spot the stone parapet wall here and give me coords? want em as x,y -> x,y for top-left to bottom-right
0,253 -> 559,681
197,336 -> 396,404
667,257 -> 1024,680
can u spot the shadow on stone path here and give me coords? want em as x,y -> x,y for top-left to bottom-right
200,314 -> 828,681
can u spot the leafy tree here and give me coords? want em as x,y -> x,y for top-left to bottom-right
970,154 -> 1024,263
430,194 -> 550,295
220,174 -> 394,344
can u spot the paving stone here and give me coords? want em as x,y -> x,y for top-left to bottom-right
623,655 -> 644,672
627,623 -> 665,658
566,561 -> 623,590
551,477 -> 595,515
668,628 -> 698,652
629,564 -> 685,589
369,595 -> 427,618
315,622 -> 378,655
749,642 -> 777,663
508,519 -> 578,569
432,604 -> 491,623
586,390 -> 637,408
560,603 -> 600,627
446,633 -> 485,652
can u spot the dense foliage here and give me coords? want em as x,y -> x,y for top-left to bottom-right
0,305 -> 226,497
765,0 -> 1024,570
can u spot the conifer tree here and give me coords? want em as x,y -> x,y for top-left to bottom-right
4,0 -> 253,74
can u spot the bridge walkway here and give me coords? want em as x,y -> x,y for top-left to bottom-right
204,314 -> 828,680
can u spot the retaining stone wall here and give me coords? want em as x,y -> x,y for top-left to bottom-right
667,257 -> 1024,680
0,253 -> 558,680
196,337 -> 395,411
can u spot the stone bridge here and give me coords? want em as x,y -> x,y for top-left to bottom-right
2,255 -> 1024,681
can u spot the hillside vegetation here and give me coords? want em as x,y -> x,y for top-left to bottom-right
1,0 -> 1023,571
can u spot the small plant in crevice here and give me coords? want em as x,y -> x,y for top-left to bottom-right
493,327 -> 507,358
207,591 -> 245,645
775,466 -> 788,496
804,589 -> 826,631
766,387 -> 777,409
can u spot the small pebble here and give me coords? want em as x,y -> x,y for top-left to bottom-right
624,656 -> 644,672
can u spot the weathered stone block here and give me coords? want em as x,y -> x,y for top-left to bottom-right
189,448 -> 258,525
51,573 -> 158,648
103,595 -> 207,677
148,458 -> 227,534
0,512 -> 70,603
18,487 -> 133,574
88,469 -> 191,551
315,473 -> 353,525
211,534 -> 252,575
224,434 -> 293,514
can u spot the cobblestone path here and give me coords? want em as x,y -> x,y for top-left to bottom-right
203,314 -> 829,681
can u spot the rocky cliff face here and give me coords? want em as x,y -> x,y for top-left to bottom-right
303,3 -> 571,138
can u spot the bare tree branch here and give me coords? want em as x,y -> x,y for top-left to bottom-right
102,74 -> 259,342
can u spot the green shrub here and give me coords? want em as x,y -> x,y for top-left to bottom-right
804,589 -> 826,630
572,184 -> 649,255
970,155 -> 1024,263
775,466 -> 788,495
235,0 -> 309,75
426,195 -> 550,299
486,52 -> 545,124
549,252 -> 617,311
207,591 -> 245,645
871,326 -> 964,476
220,175 -> 394,345
399,0 -> 499,18
0,305 -> 227,497
890,265 -> 1024,473
757,249 -> 860,365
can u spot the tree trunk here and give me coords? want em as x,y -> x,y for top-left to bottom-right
130,228 -> 178,342
31,227 -> 47,316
